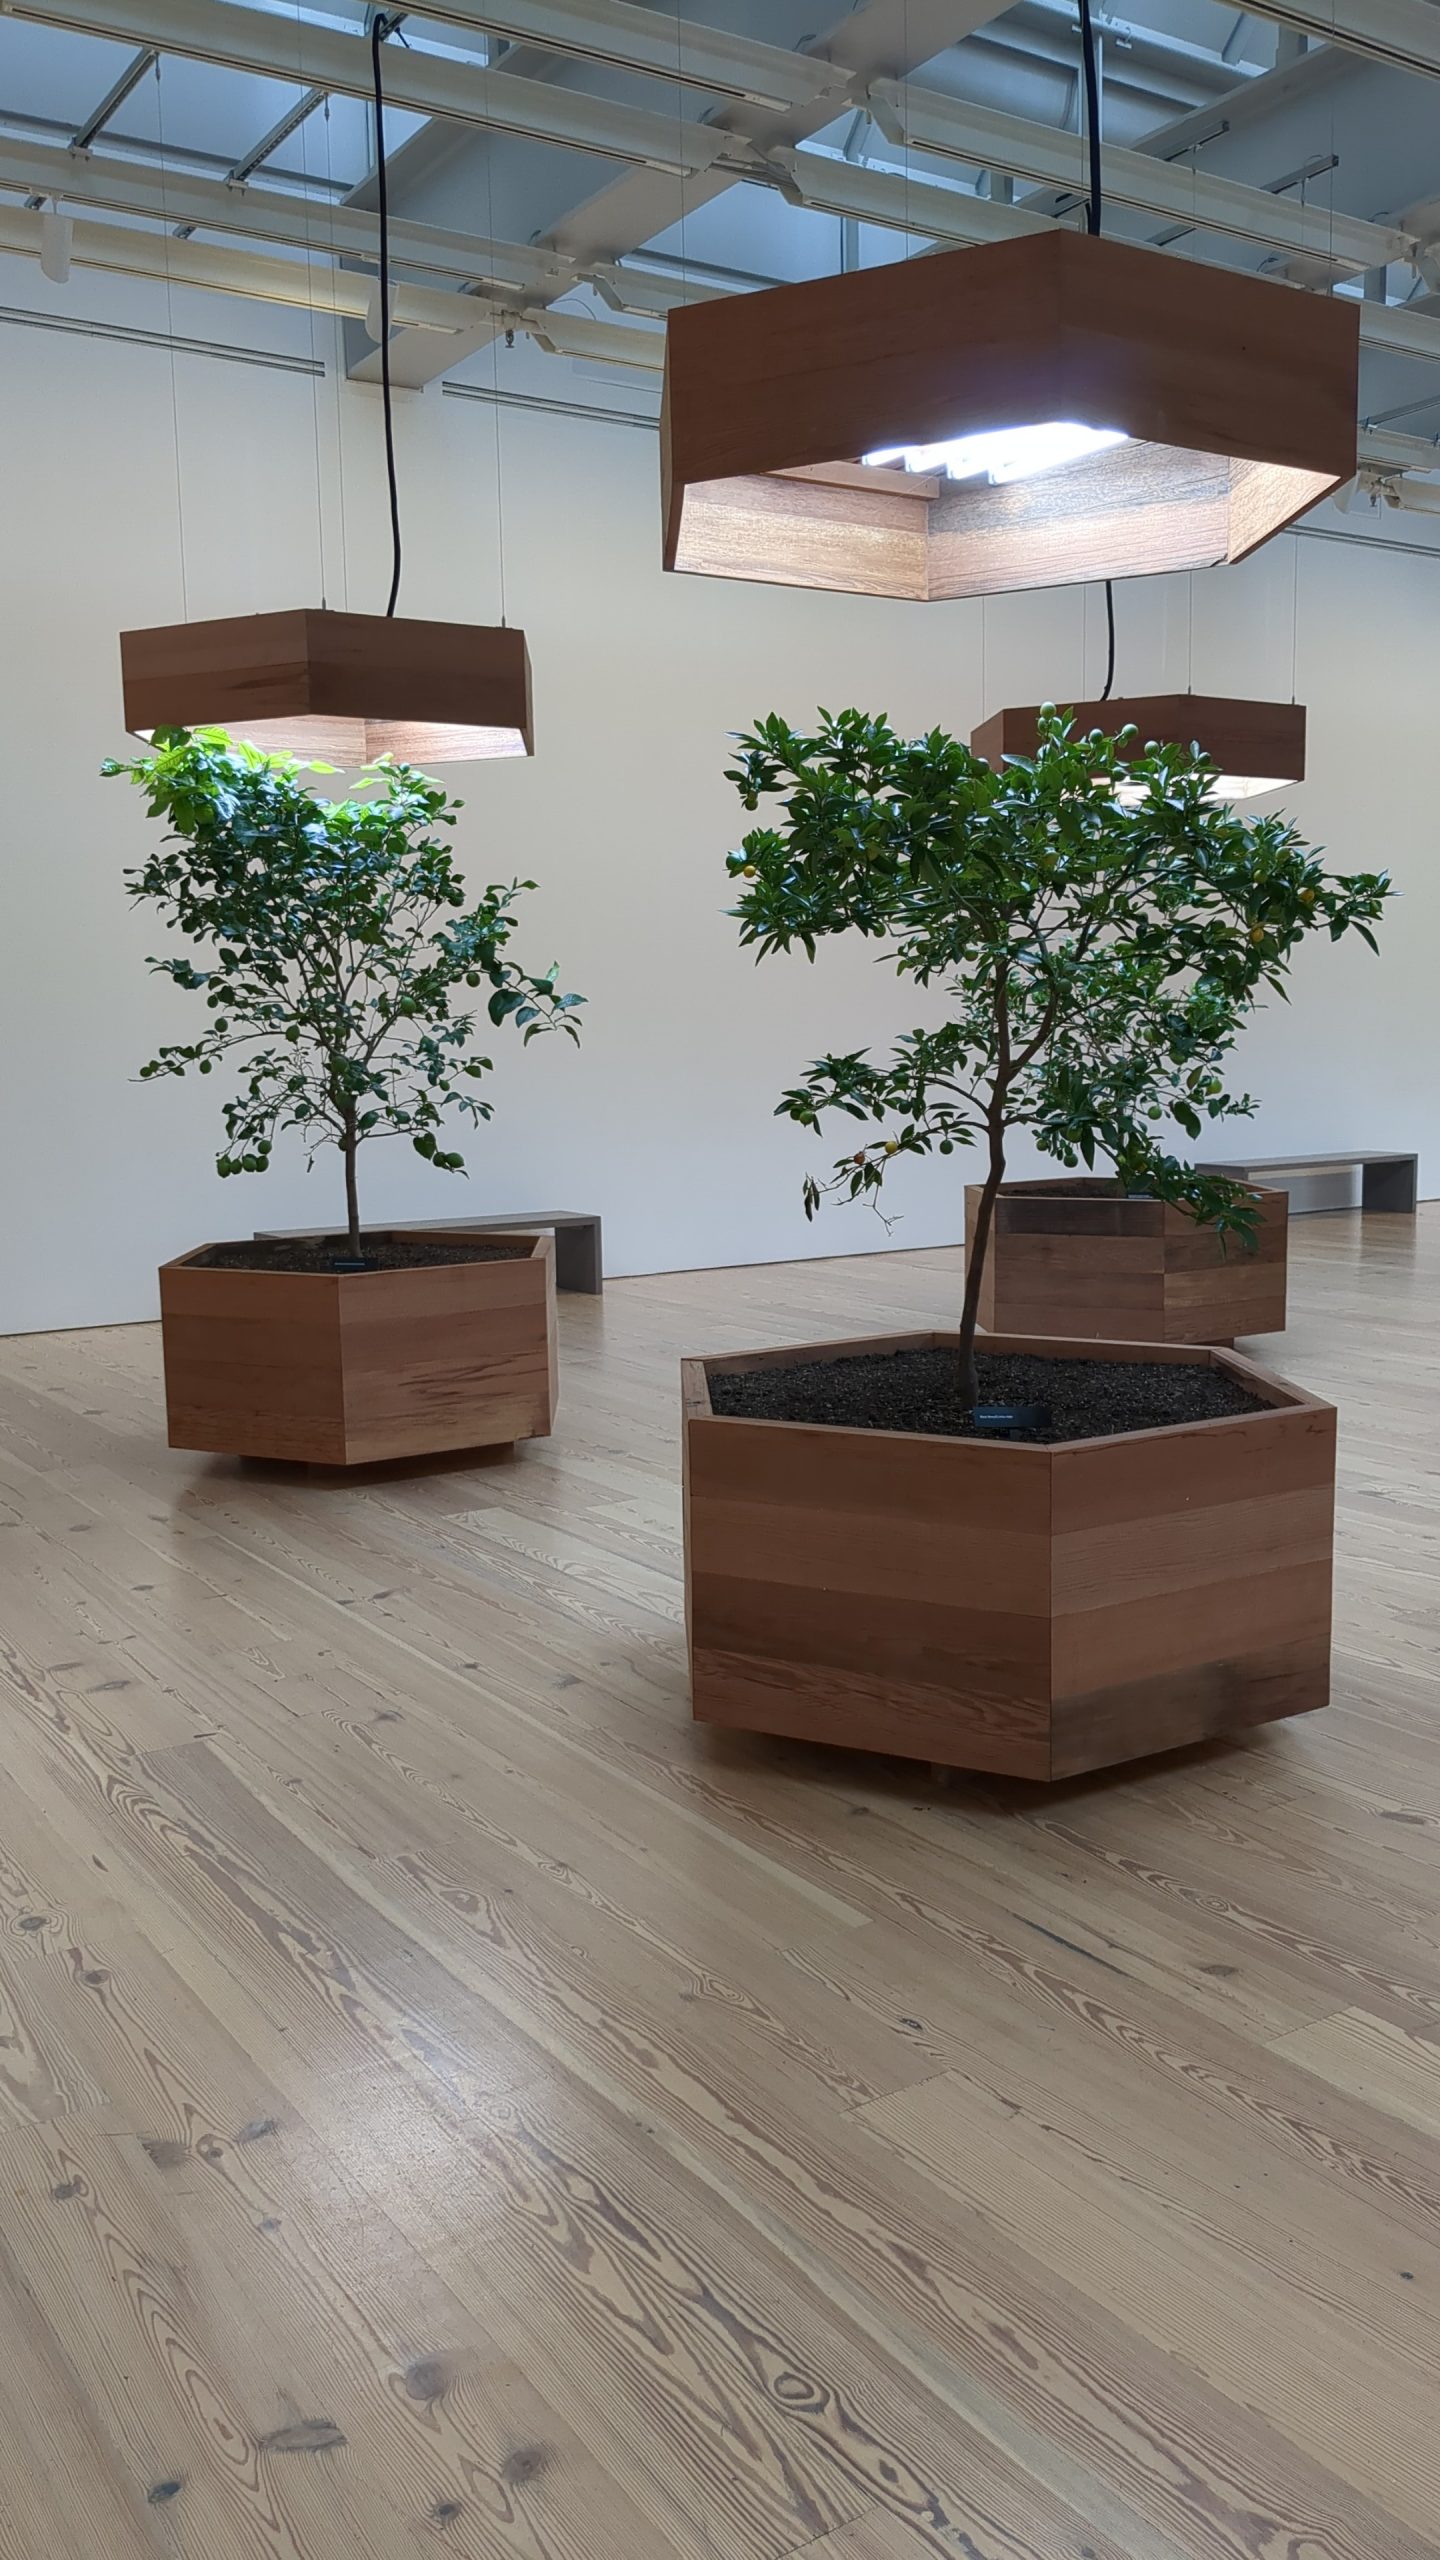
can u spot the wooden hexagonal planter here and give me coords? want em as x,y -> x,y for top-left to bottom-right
967,1179 -> 1288,1346
682,1331 -> 1334,1781
159,1230 -> 557,1466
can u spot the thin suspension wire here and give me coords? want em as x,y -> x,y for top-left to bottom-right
481,39 -> 507,626
1076,0 -> 1115,699
904,0 -> 909,249
154,55 -> 189,620
297,0 -> 326,607
677,4 -> 688,292
324,94 -> 351,610
370,12 -> 403,617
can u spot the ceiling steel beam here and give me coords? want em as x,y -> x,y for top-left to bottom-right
772,146 -> 1054,248
866,81 -> 1411,272
1132,37 -> 1348,161
1232,1 -> 1440,81
0,138 -> 570,291
328,0 -> 849,112
0,199 -> 667,379
1359,424 -> 1440,470
352,0 -> 1014,380
1359,299 -> 1440,362
7,0 -> 762,179
228,86 -> 328,186
70,44 -> 158,151
10,178 -> 1440,407
0,201 -> 481,328
540,0 -> 1014,274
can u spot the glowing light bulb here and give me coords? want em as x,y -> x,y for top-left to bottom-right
864,421 -> 1129,484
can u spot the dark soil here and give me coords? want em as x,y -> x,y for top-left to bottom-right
191,1234 -> 531,1276
707,1345 -> 1268,1445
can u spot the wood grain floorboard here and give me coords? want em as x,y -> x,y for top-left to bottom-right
1,1211 -> 1438,2553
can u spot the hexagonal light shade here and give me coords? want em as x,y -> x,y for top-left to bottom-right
121,609 -> 533,765
972,693 -> 1307,802
661,231 -> 1359,602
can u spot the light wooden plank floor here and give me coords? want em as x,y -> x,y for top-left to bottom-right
1,1209 -> 1438,2559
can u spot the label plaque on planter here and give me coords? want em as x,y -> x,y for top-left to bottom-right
973,1403 -> 1051,1437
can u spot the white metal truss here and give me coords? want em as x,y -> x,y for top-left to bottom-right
771,146 -> 1054,249
1235,1 -> 1440,81
0,196 -> 665,362
7,0 -> 1440,418
0,201 -> 480,330
10,0 -> 1420,288
0,137 -> 571,294
70,44 -> 158,150
866,81 -> 1411,274
1360,424 -> 1440,471
5,0 -> 764,180
336,0 -> 851,113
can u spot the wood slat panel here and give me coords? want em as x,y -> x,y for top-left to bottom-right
970,1181 -> 1288,1345
159,1231 -> 556,1466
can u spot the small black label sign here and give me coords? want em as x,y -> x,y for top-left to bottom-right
973,1402 -> 1051,1438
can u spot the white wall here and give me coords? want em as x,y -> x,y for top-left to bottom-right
1,256 -> 1436,1336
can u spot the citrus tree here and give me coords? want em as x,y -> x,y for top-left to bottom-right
107,728 -> 583,1259
726,706 -> 1389,1407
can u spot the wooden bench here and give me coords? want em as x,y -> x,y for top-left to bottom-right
257,1209 -> 604,1293
1196,1150 -> 1418,1214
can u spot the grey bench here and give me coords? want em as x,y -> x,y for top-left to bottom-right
1197,1150 -> 1418,1214
257,1208 -> 603,1292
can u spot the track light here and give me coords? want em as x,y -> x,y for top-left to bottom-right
40,204 -> 72,286
364,274 -> 392,346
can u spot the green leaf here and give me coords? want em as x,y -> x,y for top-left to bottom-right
112,724 -> 584,1215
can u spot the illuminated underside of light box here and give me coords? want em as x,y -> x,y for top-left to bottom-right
120,609 -> 534,765
661,231 -> 1359,603
971,694 -> 1307,802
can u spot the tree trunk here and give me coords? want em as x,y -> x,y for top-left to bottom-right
957,1117 -> 1007,1412
342,1111 -> 362,1261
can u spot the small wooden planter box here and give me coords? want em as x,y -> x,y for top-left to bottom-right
967,1179 -> 1288,1345
683,1330 -> 1334,1781
159,1230 -> 557,1465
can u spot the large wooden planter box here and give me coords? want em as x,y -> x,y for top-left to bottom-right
159,1231 -> 557,1465
967,1179 -> 1288,1346
683,1331 -> 1334,1781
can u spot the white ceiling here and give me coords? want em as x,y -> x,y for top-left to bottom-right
4,0 -> 1440,456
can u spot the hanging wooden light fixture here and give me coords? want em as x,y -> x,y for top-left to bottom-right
660,229 -> 1359,603
121,610 -> 533,765
971,693 -> 1306,801
120,18 -> 531,766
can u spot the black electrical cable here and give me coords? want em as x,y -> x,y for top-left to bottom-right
370,12 -> 403,618
1076,0 -> 1116,697
1076,0 -> 1104,240
1101,568 -> 1116,699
